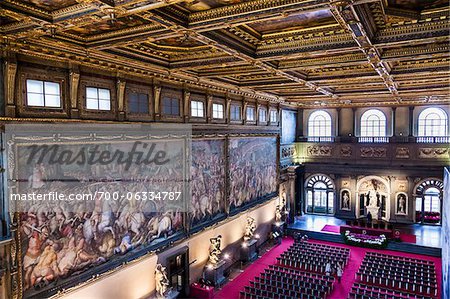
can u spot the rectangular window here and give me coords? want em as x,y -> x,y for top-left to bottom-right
128,92 -> 149,114
212,103 -> 224,119
26,79 -> 61,108
230,104 -> 241,121
259,108 -> 267,122
191,100 -> 204,117
86,87 -> 111,111
162,97 -> 180,116
246,107 -> 255,121
270,110 -> 277,123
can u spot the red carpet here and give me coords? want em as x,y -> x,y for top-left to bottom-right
321,224 -> 341,234
214,237 -> 294,299
400,233 -> 417,243
216,237 -> 442,299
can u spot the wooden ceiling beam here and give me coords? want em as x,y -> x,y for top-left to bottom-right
330,0 -> 402,101
147,12 -> 339,99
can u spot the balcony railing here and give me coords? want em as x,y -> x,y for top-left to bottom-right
358,137 -> 389,143
298,136 -> 449,144
416,136 -> 450,143
305,136 -> 335,142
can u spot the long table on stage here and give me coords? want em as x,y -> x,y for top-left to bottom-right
340,225 -> 393,238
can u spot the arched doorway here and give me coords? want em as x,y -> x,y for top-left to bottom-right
305,174 -> 335,215
414,179 -> 444,225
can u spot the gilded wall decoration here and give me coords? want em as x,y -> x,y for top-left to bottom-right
228,137 -> 277,211
360,147 -> 387,158
342,180 -> 350,188
190,140 -> 226,228
418,148 -> 449,159
281,144 -> 295,159
307,145 -> 332,157
397,180 -> 408,192
395,147 -> 410,159
340,145 -> 352,157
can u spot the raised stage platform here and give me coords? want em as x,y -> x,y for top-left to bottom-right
287,214 -> 442,257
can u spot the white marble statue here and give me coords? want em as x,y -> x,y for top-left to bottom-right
155,264 -> 169,298
275,205 -> 282,222
244,217 -> 256,241
208,235 -> 222,266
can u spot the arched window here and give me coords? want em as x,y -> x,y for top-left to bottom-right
308,111 -> 332,138
306,175 -> 334,215
360,109 -> 387,137
415,179 -> 443,225
418,108 -> 448,137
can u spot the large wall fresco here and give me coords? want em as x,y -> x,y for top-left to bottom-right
9,136 -> 187,298
190,139 -> 226,228
229,137 -> 278,212
7,132 -> 278,298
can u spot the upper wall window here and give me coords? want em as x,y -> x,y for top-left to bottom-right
230,104 -> 241,121
191,100 -> 204,117
259,108 -> 267,122
360,109 -> 386,137
270,110 -> 278,123
212,103 -> 224,119
162,97 -> 180,116
26,79 -> 61,108
86,87 -> 111,111
246,106 -> 255,121
418,108 -> 448,137
128,92 -> 149,114
308,110 -> 332,137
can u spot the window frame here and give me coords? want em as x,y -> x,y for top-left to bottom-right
246,106 -> 256,122
25,79 -> 62,108
127,91 -> 149,115
212,103 -> 224,119
190,100 -> 205,118
162,97 -> 180,116
259,108 -> 267,123
85,86 -> 112,111
230,104 -> 242,121
270,109 -> 278,124
360,109 -> 387,137
307,110 -> 332,137
417,107 -> 448,137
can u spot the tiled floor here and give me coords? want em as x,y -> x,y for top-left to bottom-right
289,214 -> 442,248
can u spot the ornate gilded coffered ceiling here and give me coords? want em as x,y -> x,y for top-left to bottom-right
0,0 -> 449,107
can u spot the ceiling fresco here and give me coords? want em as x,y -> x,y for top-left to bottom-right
0,0 -> 448,107
19,0 -> 78,12
249,10 -> 336,34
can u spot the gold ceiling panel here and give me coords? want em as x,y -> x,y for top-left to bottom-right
0,0 -> 449,107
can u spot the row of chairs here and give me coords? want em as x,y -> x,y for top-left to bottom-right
348,282 -> 435,299
356,252 -> 438,297
267,265 -> 335,283
365,252 -> 434,266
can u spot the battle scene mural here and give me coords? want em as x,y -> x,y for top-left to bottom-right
228,137 -> 277,212
189,139 -> 226,228
10,136 -> 187,298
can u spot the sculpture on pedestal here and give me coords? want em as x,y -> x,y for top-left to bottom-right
243,217 -> 256,241
208,235 -> 222,266
275,205 -> 282,223
155,264 -> 169,298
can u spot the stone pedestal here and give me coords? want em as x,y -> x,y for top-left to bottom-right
153,290 -> 179,299
366,206 -> 380,219
204,260 -> 226,287
240,239 -> 258,263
